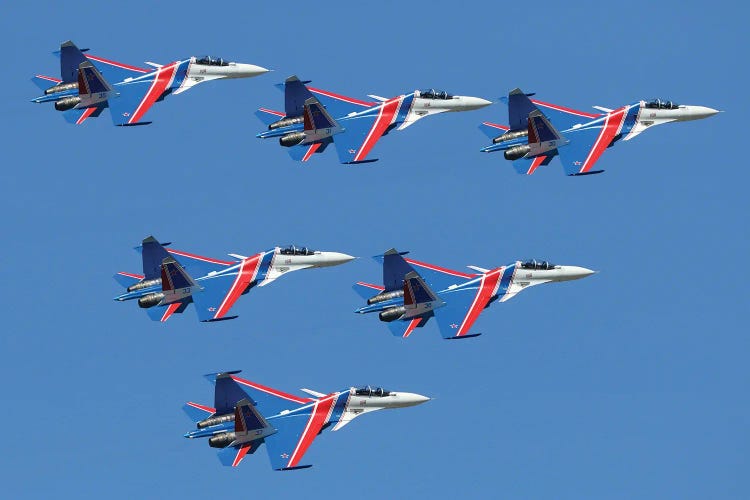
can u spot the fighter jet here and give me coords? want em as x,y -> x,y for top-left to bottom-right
183,371 -> 430,470
479,88 -> 720,175
255,75 -> 492,164
31,40 -> 269,126
354,249 -> 595,339
114,236 -> 354,322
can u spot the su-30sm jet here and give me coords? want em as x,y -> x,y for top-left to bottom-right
31,40 -> 269,125
479,88 -> 720,175
354,249 -> 595,339
114,236 -> 353,322
256,75 -> 491,164
183,371 -> 430,470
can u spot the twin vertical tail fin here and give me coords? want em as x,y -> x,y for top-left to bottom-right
160,257 -> 198,292
303,97 -> 339,132
60,40 -> 89,83
402,271 -> 445,319
77,61 -> 112,98
234,398 -> 270,434
526,110 -> 568,157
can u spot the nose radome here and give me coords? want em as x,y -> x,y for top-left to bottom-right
392,392 -> 431,407
318,251 -> 356,266
554,265 -> 596,281
234,63 -> 271,78
455,96 -> 493,110
682,105 -> 721,120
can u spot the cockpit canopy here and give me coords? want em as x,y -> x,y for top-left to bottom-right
645,98 -> 679,110
354,386 -> 391,397
521,259 -> 555,270
195,56 -> 229,66
279,245 -> 315,256
419,89 -> 453,100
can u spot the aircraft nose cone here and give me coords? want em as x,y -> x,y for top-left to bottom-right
392,392 -> 431,407
455,96 -> 493,111
316,251 -> 356,267
555,266 -> 596,281
235,63 -> 271,78
681,105 -> 721,121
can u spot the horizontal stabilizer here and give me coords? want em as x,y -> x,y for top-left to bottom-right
31,75 -> 61,91
353,281 -> 384,300
113,271 -> 143,288
182,401 -> 215,423
255,107 -> 285,126
217,441 -> 263,467
478,121 -> 509,139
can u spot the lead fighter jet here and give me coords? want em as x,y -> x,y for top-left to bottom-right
354,249 -> 595,339
256,75 -> 491,164
114,236 -> 354,322
183,371 -> 430,470
31,40 -> 269,126
479,88 -> 720,175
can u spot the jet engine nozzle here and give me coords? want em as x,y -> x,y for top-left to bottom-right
197,413 -> 235,429
504,144 -> 531,161
368,290 -> 404,305
269,115 -> 303,130
279,131 -> 305,147
379,306 -> 405,322
138,292 -> 164,309
55,96 -> 81,112
493,129 -> 528,144
127,278 -> 162,293
208,432 -> 236,449
45,82 -> 78,95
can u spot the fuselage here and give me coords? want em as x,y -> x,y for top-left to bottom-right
482,99 -> 720,155
114,245 -> 354,303
356,260 -> 595,316
257,89 -> 491,140
33,55 -> 269,106
185,386 -> 430,442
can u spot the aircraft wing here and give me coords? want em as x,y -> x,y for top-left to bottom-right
556,107 -> 629,175
85,54 -> 150,83
532,99 -> 601,131
107,62 -> 180,126
307,86 -> 374,119
165,249 -> 235,277
263,394 -> 336,470
229,375 -> 313,416
433,267 -> 514,339
404,257 -> 478,291
191,254 -> 265,322
332,100 -> 402,164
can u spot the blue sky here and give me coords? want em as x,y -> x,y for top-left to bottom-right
2,1 -> 748,498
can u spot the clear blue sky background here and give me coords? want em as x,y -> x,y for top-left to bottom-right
2,1 -> 747,498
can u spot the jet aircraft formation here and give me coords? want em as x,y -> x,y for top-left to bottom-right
32,39 -> 721,471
